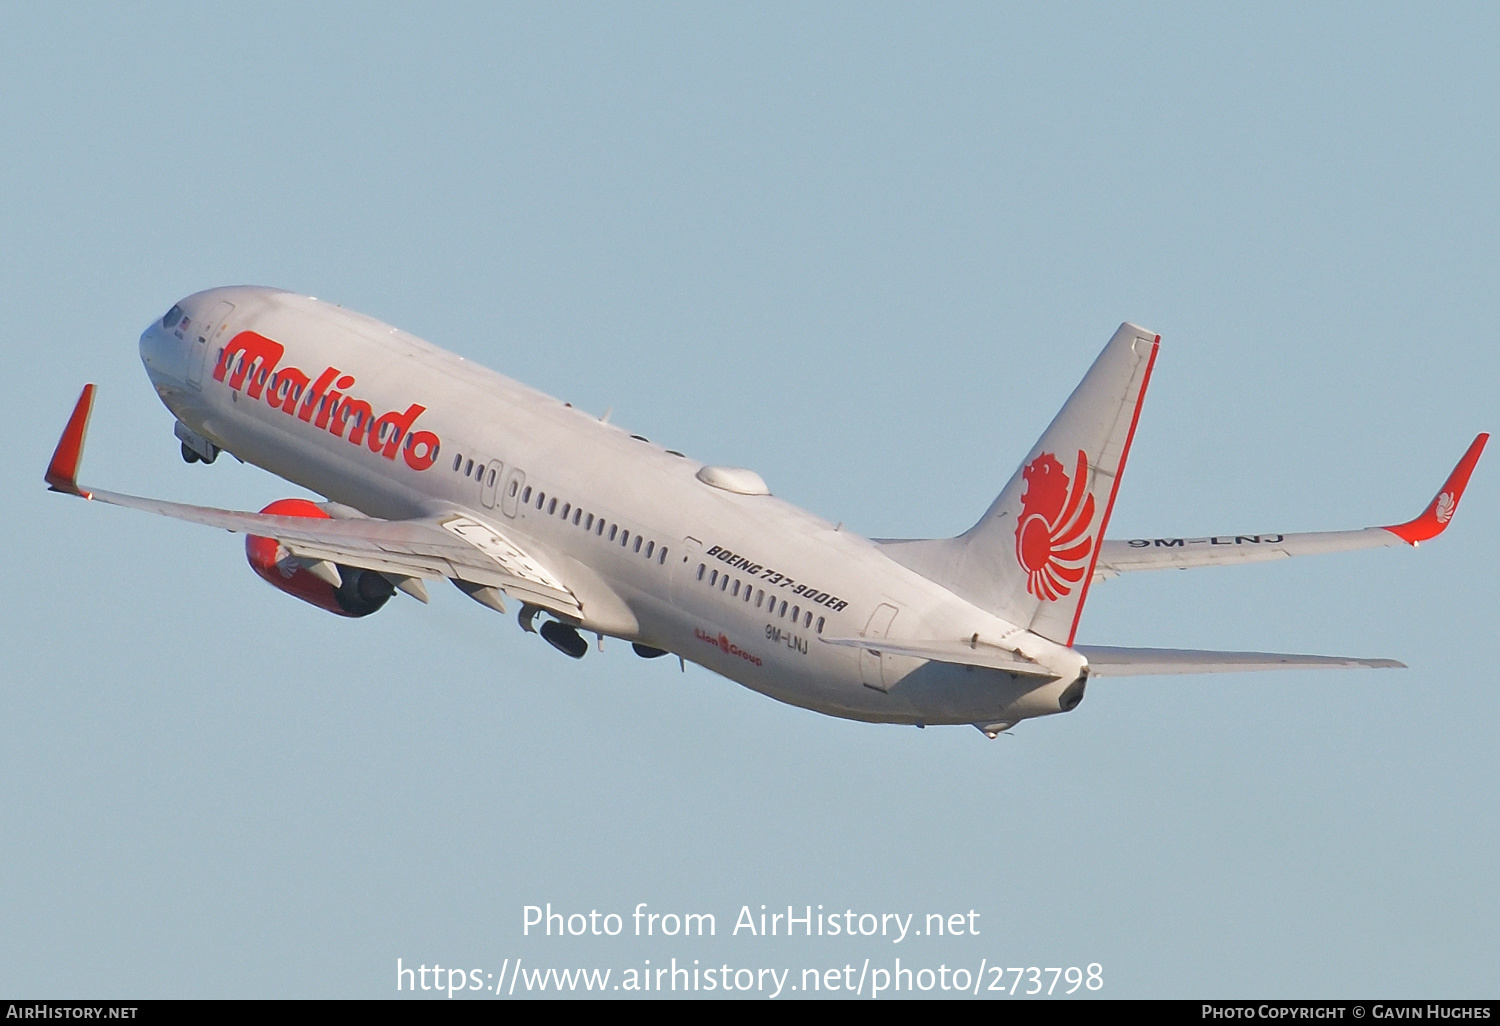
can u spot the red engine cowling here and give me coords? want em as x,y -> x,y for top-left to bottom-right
245,499 -> 394,617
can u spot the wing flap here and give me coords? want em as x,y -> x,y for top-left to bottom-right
85,486 -> 584,617
44,387 -> 583,618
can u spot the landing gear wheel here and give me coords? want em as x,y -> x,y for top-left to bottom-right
182,441 -> 219,464
540,620 -> 589,659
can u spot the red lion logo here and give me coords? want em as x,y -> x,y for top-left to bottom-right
1015,449 -> 1096,600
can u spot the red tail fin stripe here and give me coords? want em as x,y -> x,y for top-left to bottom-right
1065,335 -> 1159,647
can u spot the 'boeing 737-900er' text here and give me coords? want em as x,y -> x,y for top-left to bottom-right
45,288 -> 1487,737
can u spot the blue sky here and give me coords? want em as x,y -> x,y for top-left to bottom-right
3,4 -> 1496,998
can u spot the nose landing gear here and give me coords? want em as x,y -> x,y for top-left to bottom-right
180,441 -> 218,464
175,422 -> 219,464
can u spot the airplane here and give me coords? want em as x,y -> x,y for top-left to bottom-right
45,287 -> 1487,737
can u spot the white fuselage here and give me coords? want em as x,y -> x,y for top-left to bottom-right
138,286 -> 1082,728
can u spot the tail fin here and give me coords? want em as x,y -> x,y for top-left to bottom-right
879,323 -> 1158,644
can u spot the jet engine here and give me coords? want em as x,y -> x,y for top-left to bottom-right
245,498 -> 395,617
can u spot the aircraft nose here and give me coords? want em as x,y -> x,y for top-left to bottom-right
139,302 -> 189,384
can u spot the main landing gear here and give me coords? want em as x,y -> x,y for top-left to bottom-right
519,603 -> 589,659
539,619 -> 589,660
519,602 -> 669,662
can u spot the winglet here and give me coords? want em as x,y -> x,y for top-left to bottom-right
45,384 -> 96,498
1383,432 -> 1488,544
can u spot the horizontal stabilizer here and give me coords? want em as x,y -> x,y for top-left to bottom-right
1076,645 -> 1404,677
818,635 -> 1060,679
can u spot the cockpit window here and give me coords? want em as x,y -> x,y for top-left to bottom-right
162,305 -> 185,330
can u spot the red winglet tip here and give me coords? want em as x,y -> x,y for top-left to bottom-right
44,384 -> 96,497
1383,432 -> 1488,544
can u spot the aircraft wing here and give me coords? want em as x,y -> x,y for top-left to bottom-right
45,385 -> 583,617
1075,645 -> 1403,677
1093,433 -> 1487,580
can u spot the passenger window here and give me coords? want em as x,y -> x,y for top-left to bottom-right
696,564 -> 705,581
573,509 -> 582,526
596,520 -> 606,537
537,492 -> 546,510
804,611 -> 812,628
633,536 -> 642,553
778,600 -> 787,617
548,498 -> 557,515
464,459 -> 473,476
709,569 -> 718,586
644,541 -> 654,558
755,590 -> 764,608
731,580 -> 740,597
522,486 -> 532,503
488,468 -> 496,486
561,503 -> 570,519
620,530 -> 629,547
452,454 -> 462,472
720,576 -> 729,592
816,616 -> 825,633
608,525 -> 617,541
791,605 -> 800,623
659,548 -> 668,565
